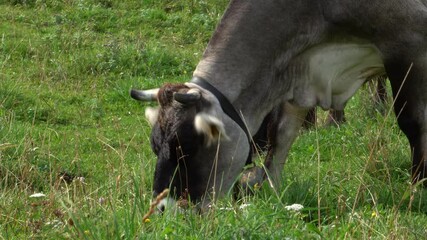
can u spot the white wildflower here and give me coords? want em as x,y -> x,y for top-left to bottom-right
98,197 -> 106,205
29,193 -> 46,198
75,177 -> 85,183
239,203 -> 251,210
218,207 -> 233,211
284,203 -> 304,212
217,203 -> 251,211
46,220 -> 64,229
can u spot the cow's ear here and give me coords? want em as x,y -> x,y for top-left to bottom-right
145,107 -> 160,126
194,113 -> 229,146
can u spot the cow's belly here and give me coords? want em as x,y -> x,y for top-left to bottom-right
289,43 -> 385,110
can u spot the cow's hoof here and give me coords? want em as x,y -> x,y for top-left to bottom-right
238,166 -> 265,195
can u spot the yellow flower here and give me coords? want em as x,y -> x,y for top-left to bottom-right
144,218 -> 151,223
371,211 -> 378,218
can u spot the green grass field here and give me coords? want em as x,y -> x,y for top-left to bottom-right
1,1 -> 426,239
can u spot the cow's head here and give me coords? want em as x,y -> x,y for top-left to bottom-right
131,83 -> 250,210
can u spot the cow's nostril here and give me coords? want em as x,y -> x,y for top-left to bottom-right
158,204 -> 166,213
156,197 -> 176,213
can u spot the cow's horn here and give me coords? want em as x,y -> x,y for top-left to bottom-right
173,91 -> 201,104
130,88 -> 159,101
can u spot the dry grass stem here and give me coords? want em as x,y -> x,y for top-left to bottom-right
142,189 -> 170,223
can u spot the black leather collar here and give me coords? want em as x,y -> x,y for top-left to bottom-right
190,77 -> 253,164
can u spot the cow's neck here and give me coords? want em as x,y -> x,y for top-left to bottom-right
193,1 -> 323,133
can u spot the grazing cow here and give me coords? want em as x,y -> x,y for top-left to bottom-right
131,0 -> 427,210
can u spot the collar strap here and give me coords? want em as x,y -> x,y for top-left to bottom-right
190,77 -> 253,164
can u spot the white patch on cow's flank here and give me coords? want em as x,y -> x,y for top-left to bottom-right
145,107 -> 159,126
194,113 -> 229,146
290,42 -> 385,110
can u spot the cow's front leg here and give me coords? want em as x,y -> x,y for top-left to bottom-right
239,102 -> 307,192
264,102 -> 308,189
387,56 -> 427,186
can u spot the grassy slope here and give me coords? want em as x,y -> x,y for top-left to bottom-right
0,1 -> 426,239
